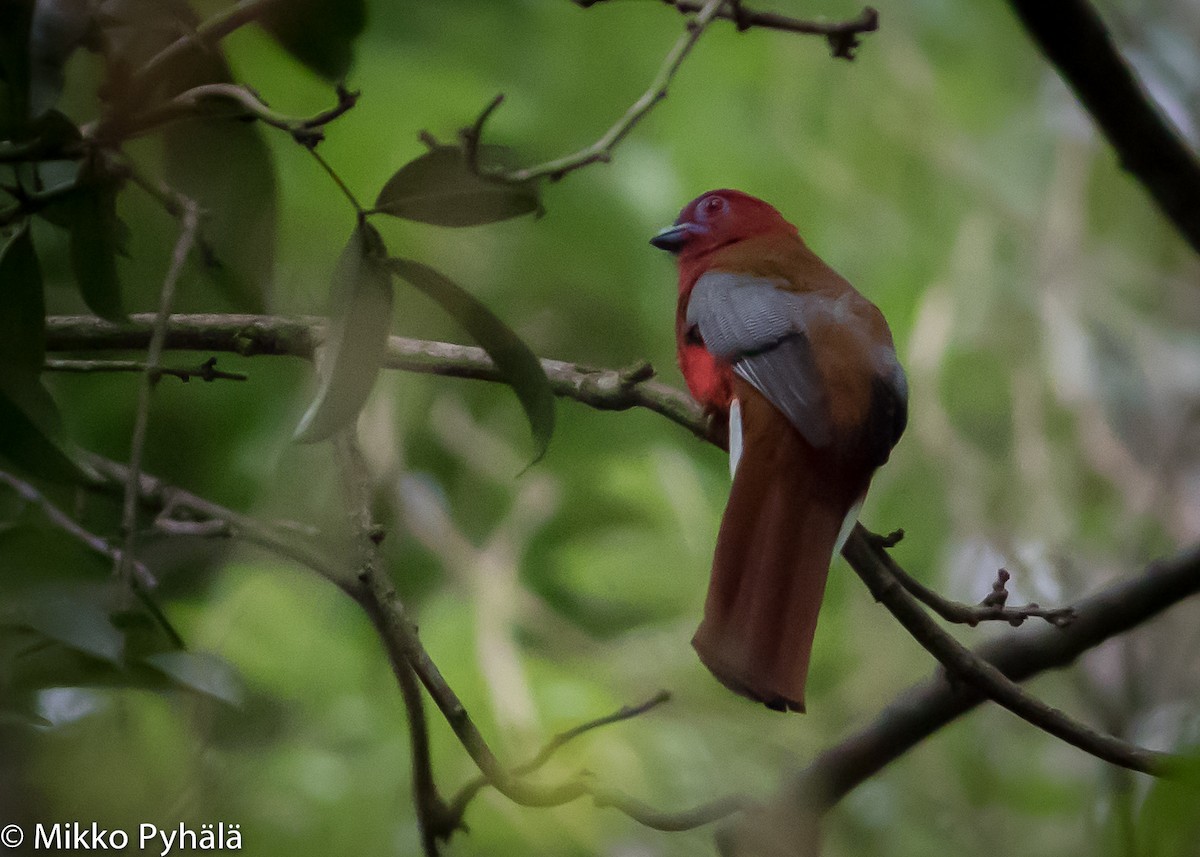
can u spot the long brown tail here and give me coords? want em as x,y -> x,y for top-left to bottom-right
692,386 -> 866,712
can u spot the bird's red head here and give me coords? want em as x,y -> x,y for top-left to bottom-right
650,189 -> 797,262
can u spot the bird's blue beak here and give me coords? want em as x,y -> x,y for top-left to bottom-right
650,222 -> 703,253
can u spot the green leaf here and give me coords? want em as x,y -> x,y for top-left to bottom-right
67,177 -> 126,321
373,145 -> 541,227
143,651 -> 244,706
259,0 -> 366,81
0,223 -> 46,373
0,373 -> 87,483
7,592 -> 125,665
390,258 -> 555,464
293,223 -> 394,443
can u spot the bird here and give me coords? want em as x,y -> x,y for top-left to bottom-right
651,190 -> 907,712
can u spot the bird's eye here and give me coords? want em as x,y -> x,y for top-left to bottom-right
700,195 -> 726,218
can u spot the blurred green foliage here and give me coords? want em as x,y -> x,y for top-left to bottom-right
2,1 -> 1200,856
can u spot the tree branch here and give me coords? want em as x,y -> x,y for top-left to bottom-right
498,0 -> 727,182
44,357 -> 247,382
1006,0 -> 1200,256
47,314 -> 1200,839
78,443 -> 742,837
721,539 -> 1200,856
656,1 -> 879,59
43,314 -> 716,445
887,550 -> 1077,628
122,82 -> 358,147
843,525 -> 1172,775
114,201 -> 199,589
443,690 -> 672,828
0,470 -> 156,590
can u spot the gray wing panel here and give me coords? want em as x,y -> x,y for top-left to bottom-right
733,337 -> 833,448
685,271 -> 832,448
685,272 -> 799,362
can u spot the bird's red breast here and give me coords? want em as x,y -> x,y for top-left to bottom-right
652,190 -> 907,711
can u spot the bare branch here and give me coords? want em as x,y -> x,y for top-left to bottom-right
721,539 -> 1200,856
83,453 -> 345,585
444,691 -> 673,826
333,435 -> 453,856
657,1 -> 879,59
114,201 -> 199,589
498,0 -> 727,182
122,83 -> 359,147
43,314 -> 716,445
1006,0 -> 1200,256
886,554 -> 1077,628
843,524 -> 1173,775
44,357 -> 247,383
0,470 -> 156,590
127,0 -> 287,100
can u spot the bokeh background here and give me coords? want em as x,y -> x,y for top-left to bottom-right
3,1 -> 1200,855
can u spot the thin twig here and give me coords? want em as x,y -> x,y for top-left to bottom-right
843,524 -> 1172,775
125,83 -> 358,146
497,0 -> 727,182
658,1 -> 879,58
444,690 -> 673,826
309,149 -> 364,214
44,357 -> 247,382
114,201 -> 200,589
886,557 -> 1077,628
84,453 -> 345,585
0,470 -> 156,589
118,160 -> 222,269
128,0 -> 287,99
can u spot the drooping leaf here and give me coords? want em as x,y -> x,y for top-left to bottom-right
0,223 -> 46,373
6,591 -> 125,665
66,175 -> 126,321
259,0 -> 367,81
374,145 -> 541,227
0,373 -> 86,483
293,223 -> 394,443
143,651 -> 245,707
390,258 -> 555,464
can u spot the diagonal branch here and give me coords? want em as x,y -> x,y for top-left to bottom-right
843,525 -> 1172,775
721,539 -> 1200,856
498,0 -> 727,182
78,446 -> 745,836
443,690 -> 672,828
1006,0 -> 1200,256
